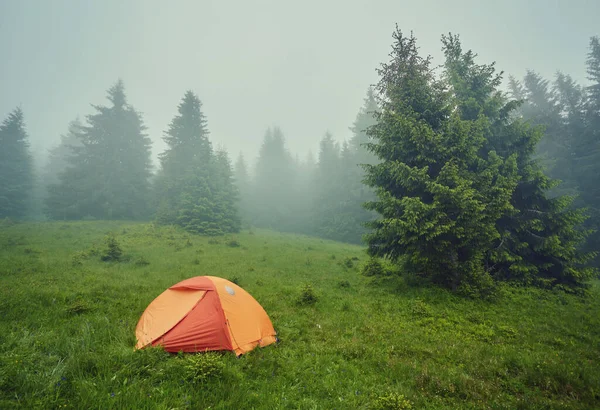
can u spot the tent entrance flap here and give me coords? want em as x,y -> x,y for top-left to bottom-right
135,289 -> 206,349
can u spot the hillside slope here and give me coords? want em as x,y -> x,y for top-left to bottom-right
0,221 -> 599,409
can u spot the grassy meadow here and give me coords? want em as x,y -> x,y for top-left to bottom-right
0,220 -> 599,409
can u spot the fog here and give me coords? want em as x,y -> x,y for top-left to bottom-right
2,0 -> 598,167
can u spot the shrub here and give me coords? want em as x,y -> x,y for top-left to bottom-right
371,392 -> 413,410
338,280 -> 351,288
362,257 -> 386,277
410,299 -> 432,318
134,257 -> 150,266
227,239 -> 241,247
297,284 -> 318,306
183,352 -> 225,384
343,257 -> 354,269
100,234 -> 123,262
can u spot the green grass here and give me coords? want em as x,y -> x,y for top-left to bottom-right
0,221 -> 599,409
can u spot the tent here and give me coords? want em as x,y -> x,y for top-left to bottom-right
135,276 -> 277,355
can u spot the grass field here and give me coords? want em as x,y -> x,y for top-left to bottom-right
0,220 -> 599,409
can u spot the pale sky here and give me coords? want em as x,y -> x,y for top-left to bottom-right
1,0 -> 598,170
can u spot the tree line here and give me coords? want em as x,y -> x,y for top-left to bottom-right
1,29 -> 599,294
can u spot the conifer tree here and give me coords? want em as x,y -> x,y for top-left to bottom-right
441,33 -> 595,290
311,131 -> 342,238
250,127 -> 297,231
578,36 -> 600,263
154,91 -> 239,235
0,107 -> 33,219
154,90 -> 213,226
46,80 -> 153,220
43,117 -> 84,188
363,28 -> 594,295
234,152 -> 252,225
212,147 -> 241,233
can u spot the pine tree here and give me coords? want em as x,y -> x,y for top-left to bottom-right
43,117 -> 84,188
250,126 -> 297,231
350,87 -> 380,166
234,152 -> 252,225
46,80 -> 153,220
508,71 -> 572,196
212,147 -> 241,233
155,90 -> 213,226
311,131 -> 342,239
578,36 -> 600,264
154,91 -> 239,235
0,107 -> 33,219
442,33 -> 595,291
363,28 -> 594,295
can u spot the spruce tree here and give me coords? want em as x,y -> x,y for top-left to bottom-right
155,90 -> 213,226
250,127 -> 297,231
46,80 -> 153,220
508,71 -> 573,196
363,28 -> 594,295
43,117 -> 84,188
312,131 -> 342,239
212,147 -> 241,233
441,33 -> 595,290
578,36 -> 600,264
234,152 -> 252,225
0,108 -> 33,219
155,91 -> 239,235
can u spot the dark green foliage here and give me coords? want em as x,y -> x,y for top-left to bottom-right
154,91 -> 240,235
578,36 -> 600,263
507,36 -> 600,267
338,280 -> 351,288
297,283 -> 318,305
101,234 -> 123,262
45,80 -> 153,220
0,108 -> 33,219
363,28 -> 594,294
362,257 -> 386,277
227,239 -> 241,247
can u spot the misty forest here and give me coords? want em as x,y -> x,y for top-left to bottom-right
1,7 -> 600,410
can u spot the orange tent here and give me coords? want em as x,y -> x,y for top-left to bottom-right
135,276 -> 277,355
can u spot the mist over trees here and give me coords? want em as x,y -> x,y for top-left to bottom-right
0,107 -> 33,219
153,91 -> 240,235
361,29 -> 595,295
1,28 -> 599,294
508,36 -> 600,267
45,80 -> 153,220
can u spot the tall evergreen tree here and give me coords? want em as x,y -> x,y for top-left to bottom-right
442,33 -> 595,290
508,71 -> 573,196
154,91 -> 239,235
363,28 -> 594,295
578,36 -> 600,263
350,87 -> 380,166
234,152 -> 252,225
155,90 -> 213,225
43,117 -> 84,188
311,131 -> 343,238
250,127 -> 297,231
0,107 -> 33,219
46,80 -> 153,220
